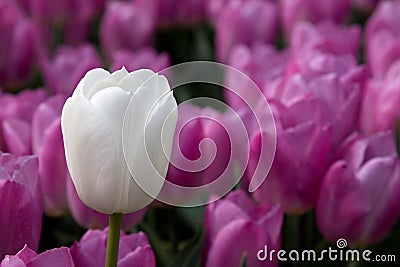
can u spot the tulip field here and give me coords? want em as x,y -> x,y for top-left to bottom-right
0,0 -> 400,267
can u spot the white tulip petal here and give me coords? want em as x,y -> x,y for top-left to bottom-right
122,78 -> 170,165
90,86 -> 131,144
124,91 -> 177,212
110,66 -> 129,83
86,78 -> 117,100
144,91 -> 178,176
80,68 -> 111,98
118,69 -> 155,93
137,75 -> 171,102
89,86 -> 133,212
61,92 -> 118,214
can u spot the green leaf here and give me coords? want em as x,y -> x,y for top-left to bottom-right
168,224 -> 205,267
138,220 -> 171,267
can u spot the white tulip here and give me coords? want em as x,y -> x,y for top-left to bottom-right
61,67 -> 177,214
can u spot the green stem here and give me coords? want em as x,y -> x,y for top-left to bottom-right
106,213 -> 123,267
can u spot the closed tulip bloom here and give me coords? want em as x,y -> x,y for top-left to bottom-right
18,0 -> 104,23
206,0 -> 235,25
100,1 -> 155,59
166,103 -> 231,187
360,60 -> 400,134
290,22 -> 361,58
40,44 -> 103,96
61,67 -> 177,214
249,100 -> 332,214
32,95 -> 69,216
135,0 -> 206,26
224,44 -> 289,109
204,190 -> 283,267
0,89 -> 46,155
275,69 -> 365,147
1,245 -> 74,267
215,0 -> 278,62
316,132 -> 400,246
109,48 -> 170,73
66,177 -> 146,230
281,0 -> 350,37
159,103 -> 244,205
0,153 -> 43,259
70,229 -> 155,267
0,1 -> 38,89
366,1 -> 400,77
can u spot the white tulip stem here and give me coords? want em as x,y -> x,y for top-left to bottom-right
106,213 -> 122,267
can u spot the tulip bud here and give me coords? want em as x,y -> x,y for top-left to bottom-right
61,67 -> 178,214
0,89 -> 46,155
32,95 -> 69,216
316,132 -> 400,246
40,44 -> 103,96
100,1 -> 155,60
109,48 -> 170,73
366,1 -> 400,78
204,190 -> 283,267
224,44 -> 289,109
1,245 -> 74,267
215,0 -> 278,62
0,153 -> 43,259
249,99 -> 332,214
281,0 -> 350,37
290,21 -> 361,58
70,229 -> 155,267
0,1 -> 38,89
360,60 -> 400,134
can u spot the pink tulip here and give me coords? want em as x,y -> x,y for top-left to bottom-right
159,103 -> 244,204
31,95 -> 69,216
70,228 -> 155,267
360,59 -> 400,134
1,245 -> 74,267
63,0 -> 105,44
135,0 -> 206,26
40,44 -> 103,96
204,189 -> 283,267
18,0 -> 105,45
109,48 -> 170,73
224,44 -> 289,109
206,0 -> 237,25
249,99 -> 332,214
281,0 -> 350,37
0,153 -> 42,259
317,131 -> 400,246
290,21 -> 360,58
162,102 -> 250,201
18,0 -> 104,25
0,89 -> 46,155
366,0 -> 400,77
215,0 -> 278,62
276,66 -> 365,147
66,177 -> 146,230
100,1 -> 155,59
0,1 -> 38,89
352,0 -> 383,13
